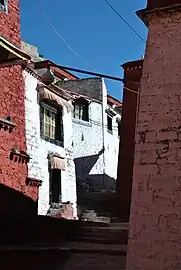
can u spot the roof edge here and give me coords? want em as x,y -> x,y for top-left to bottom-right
121,59 -> 143,70
0,35 -> 31,60
136,3 -> 181,26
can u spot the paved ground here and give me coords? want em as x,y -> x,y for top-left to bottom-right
0,249 -> 126,270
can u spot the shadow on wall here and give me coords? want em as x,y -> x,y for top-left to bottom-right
74,148 -> 116,193
0,183 -> 37,245
0,184 -> 79,247
0,183 -> 37,216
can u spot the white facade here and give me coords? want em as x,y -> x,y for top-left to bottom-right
23,71 -> 77,217
72,79 -> 120,192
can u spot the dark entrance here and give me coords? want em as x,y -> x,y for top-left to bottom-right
49,169 -> 62,204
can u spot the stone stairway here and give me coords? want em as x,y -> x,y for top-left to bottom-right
1,218 -> 129,270
67,221 -> 128,245
78,192 -> 117,217
77,191 -> 121,227
65,190 -> 129,269
62,221 -> 129,269
80,209 -> 111,223
62,251 -> 127,270
1,247 -> 127,270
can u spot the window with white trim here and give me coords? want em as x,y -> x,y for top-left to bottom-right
73,103 -> 89,122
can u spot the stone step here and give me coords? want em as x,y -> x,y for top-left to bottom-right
79,191 -> 116,199
110,222 -> 129,229
63,241 -> 127,254
0,243 -> 127,254
83,210 -> 96,214
78,192 -> 118,218
69,235 -> 128,245
62,252 -> 126,270
68,226 -> 128,245
79,222 -> 129,231
81,215 -> 111,224
79,221 -> 109,227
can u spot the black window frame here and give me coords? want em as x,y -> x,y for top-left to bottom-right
40,102 -> 64,147
107,115 -> 113,134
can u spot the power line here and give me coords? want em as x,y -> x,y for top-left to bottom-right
33,0 -> 142,94
34,0 -> 95,70
49,61 -> 124,82
33,60 -> 141,95
103,0 -> 146,43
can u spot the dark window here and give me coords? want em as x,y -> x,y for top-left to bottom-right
0,0 -> 7,13
49,169 -> 61,204
118,122 -> 121,137
40,103 -> 64,145
107,116 -> 113,133
73,103 -> 89,122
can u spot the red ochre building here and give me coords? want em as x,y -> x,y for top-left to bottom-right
0,0 -> 42,215
125,0 -> 181,269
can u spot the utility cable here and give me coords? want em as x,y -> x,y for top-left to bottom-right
33,1 -> 141,96
103,0 -> 146,43
34,0 -> 95,70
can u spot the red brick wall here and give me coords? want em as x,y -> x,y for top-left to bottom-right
0,0 -> 21,45
0,0 -> 38,212
126,4 -> 181,270
116,60 -> 143,221
0,66 -> 38,206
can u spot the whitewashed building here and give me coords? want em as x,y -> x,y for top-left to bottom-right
23,65 -> 77,218
56,77 -> 122,195
21,41 -> 121,218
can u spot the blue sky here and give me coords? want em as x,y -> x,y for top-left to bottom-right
20,0 -> 147,100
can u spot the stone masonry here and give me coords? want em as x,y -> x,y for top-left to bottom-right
0,0 -> 39,212
126,1 -> 181,269
58,78 -> 120,193
0,0 -> 20,45
0,65 -> 38,203
24,71 -> 77,217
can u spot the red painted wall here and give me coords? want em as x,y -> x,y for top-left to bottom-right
126,0 -> 181,269
0,0 -> 38,213
116,60 -> 143,221
0,66 -> 38,199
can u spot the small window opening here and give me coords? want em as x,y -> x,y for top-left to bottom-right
118,122 -> 121,137
74,103 -> 89,122
107,116 -> 113,133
